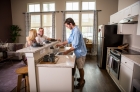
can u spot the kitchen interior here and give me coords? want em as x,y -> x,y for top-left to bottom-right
1,0 -> 140,92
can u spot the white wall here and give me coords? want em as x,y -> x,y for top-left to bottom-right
96,0 -> 118,25
118,0 -> 140,50
11,0 -> 118,43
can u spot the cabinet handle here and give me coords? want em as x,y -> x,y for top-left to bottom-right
125,62 -> 127,63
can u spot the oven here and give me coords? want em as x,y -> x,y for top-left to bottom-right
109,50 -> 121,80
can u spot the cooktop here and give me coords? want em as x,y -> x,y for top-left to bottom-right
114,49 -> 140,55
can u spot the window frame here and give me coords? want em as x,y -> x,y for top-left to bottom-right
42,2 -> 55,12
82,1 -> 96,10
27,3 -> 40,12
65,1 -> 80,11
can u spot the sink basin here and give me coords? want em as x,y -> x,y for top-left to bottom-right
56,51 -> 73,55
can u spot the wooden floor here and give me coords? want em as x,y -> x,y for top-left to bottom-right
74,56 -> 120,92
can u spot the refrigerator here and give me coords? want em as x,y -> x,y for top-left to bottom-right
97,25 -> 123,68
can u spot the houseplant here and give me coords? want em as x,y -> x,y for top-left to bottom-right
10,25 -> 21,42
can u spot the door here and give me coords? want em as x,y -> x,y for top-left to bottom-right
97,25 -> 104,67
110,55 -> 120,79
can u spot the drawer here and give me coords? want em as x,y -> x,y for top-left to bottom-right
121,56 -> 134,70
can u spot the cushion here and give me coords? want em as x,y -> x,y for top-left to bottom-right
15,44 -> 24,51
8,43 -> 16,51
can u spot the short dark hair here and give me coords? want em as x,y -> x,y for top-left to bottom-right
39,27 -> 44,30
64,18 -> 75,25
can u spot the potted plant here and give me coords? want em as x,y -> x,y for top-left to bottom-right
10,25 -> 21,42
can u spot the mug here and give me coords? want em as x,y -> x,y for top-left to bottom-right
43,55 -> 49,62
49,53 -> 55,62
83,38 -> 89,43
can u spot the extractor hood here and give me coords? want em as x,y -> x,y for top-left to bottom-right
119,15 -> 138,24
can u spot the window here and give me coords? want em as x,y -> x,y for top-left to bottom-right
28,3 -> 54,38
65,14 -> 79,39
28,4 -> 40,12
81,14 -> 93,40
31,15 -> 41,31
66,2 -> 79,10
42,14 -> 52,38
30,14 -> 53,38
82,2 -> 95,10
43,3 -> 55,11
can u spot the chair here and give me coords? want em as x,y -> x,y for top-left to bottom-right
132,79 -> 140,92
16,66 -> 29,92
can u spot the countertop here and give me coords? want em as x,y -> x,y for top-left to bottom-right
16,41 -> 59,53
122,55 -> 140,66
36,55 -> 76,68
36,47 -> 75,68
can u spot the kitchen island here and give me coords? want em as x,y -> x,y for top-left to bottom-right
17,41 -> 76,92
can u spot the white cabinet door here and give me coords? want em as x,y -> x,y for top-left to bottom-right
131,1 -> 140,16
137,2 -> 140,35
137,16 -> 140,35
110,15 -> 114,24
110,14 -> 116,24
117,10 -> 124,22
124,7 -> 131,18
110,13 -> 118,24
119,63 -> 133,92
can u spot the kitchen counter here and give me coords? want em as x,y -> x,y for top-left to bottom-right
17,41 -> 59,53
122,55 -> 140,66
37,55 -> 75,68
17,43 -> 75,92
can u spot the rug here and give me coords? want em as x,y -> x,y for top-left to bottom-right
0,61 -> 26,92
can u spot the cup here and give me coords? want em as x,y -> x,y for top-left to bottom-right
49,53 -> 55,62
43,55 -> 49,62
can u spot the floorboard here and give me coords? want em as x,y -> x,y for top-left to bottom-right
74,56 -> 120,92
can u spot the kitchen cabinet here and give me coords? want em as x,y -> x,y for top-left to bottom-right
137,15 -> 140,35
123,7 -> 131,18
131,1 -> 140,17
110,13 -> 118,24
137,1 -> 140,35
117,24 -> 137,34
119,56 -> 134,92
110,14 -> 115,24
117,10 -> 124,22
123,1 -> 139,19
110,1 -> 140,25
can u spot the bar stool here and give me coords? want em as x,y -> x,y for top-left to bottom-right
132,79 -> 140,92
16,66 -> 29,92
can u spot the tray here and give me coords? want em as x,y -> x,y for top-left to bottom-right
39,56 -> 59,64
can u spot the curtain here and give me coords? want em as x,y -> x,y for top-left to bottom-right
62,12 -> 66,41
52,12 -> 55,38
25,13 -> 31,36
92,11 -> 98,55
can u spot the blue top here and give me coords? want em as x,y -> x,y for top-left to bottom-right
67,26 -> 87,59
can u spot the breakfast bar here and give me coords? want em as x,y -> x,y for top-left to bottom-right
16,41 -> 76,92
